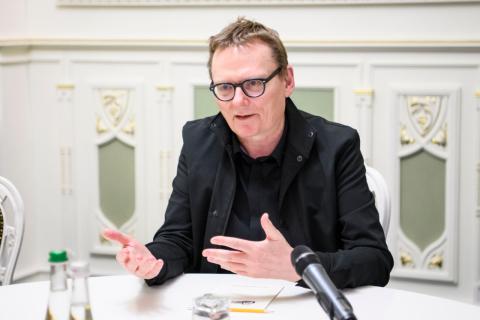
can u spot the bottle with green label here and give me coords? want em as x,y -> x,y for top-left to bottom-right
45,250 -> 69,320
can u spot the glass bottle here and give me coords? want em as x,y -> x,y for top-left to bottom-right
69,261 -> 93,320
45,250 -> 69,320
192,293 -> 230,320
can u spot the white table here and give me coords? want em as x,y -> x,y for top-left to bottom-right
1,274 -> 480,319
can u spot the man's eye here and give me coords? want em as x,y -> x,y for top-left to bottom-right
217,84 -> 233,92
244,80 -> 263,90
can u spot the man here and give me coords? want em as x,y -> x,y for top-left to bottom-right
103,17 -> 393,289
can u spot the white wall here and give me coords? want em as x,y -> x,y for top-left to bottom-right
2,1 -> 480,40
1,0 -> 480,305
0,1 -> 28,37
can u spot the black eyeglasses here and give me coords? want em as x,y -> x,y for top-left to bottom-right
209,67 -> 282,102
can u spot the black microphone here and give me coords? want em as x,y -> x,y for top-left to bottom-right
291,245 -> 357,320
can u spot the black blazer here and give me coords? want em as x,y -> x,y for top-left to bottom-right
146,98 -> 393,288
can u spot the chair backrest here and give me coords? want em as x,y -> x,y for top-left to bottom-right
365,166 -> 391,237
0,176 -> 25,285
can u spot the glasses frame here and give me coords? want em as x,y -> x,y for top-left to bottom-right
209,66 -> 282,102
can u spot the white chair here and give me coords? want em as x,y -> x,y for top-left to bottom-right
365,166 -> 391,236
0,176 -> 25,285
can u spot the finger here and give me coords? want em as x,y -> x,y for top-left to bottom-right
144,260 -> 164,279
102,228 -> 133,246
202,249 -> 246,264
206,255 -> 245,269
214,260 -> 246,274
260,213 -> 283,241
210,236 -> 253,253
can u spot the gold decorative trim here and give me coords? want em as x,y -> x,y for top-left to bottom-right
353,88 -> 374,96
56,83 -> 75,90
156,85 -> 175,91
432,123 -> 447,147
407,95 -> 442,137
100,89 -> 130,127
122,118 -> 136,136
400,251 -> 414,267
400,124 -> 415,146
96,116 -> 109,134
428,254 -> 444,269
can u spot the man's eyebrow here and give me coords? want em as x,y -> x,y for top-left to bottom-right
213,74 -> 268,84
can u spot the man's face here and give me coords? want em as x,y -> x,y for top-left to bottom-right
210,41 -> 294,143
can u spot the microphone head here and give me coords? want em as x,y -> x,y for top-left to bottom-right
291,245 -> 322,275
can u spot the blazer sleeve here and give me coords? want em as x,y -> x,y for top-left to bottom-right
315,130 -> 394,289
144,140 -> 194,286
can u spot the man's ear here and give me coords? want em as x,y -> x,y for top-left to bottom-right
284,65 -> 295,97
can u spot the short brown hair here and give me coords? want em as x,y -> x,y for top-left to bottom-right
208,17 -> 288,79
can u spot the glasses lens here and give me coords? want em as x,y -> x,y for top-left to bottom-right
214,83 -> 234,101
242,79 -> 265,97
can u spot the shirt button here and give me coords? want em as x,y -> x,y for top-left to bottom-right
210,123 -> 217,128
297,155 -> 303,162
308,131 -> 314,137
212,210 -> 218,217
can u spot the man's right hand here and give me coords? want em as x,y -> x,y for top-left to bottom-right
102,229 -> 164,280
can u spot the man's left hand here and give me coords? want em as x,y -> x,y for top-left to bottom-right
202,213 -> 301,282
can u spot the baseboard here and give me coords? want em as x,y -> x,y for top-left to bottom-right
13,265 -> 49,283
13,262 -> 125,284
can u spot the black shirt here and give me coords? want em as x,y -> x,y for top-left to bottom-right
224,123 -> 288,242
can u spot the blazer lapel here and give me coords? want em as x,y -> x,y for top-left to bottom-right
279,98 -> 317,209
200,117 -> 236,273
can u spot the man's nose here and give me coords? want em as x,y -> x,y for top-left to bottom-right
232,86 -> 249,104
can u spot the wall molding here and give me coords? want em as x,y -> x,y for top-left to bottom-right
13,265 -> 48,282
56,0 -> 480,7
3,38 -> 480,50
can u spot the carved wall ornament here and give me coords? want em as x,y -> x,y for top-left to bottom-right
100,89 -> 130,127
96,116 -> 109,134
122,117 -> 136,135
406,95 -> 442,137
428,254 -> 444,269
431,123 -> 447,147
400,251 -> 415,267
400,124 -> 415,145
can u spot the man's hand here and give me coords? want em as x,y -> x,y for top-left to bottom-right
202,213 -> 301,282
102,229 -> 164,280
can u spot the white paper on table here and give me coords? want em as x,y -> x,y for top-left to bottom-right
208,284 -> 284,311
